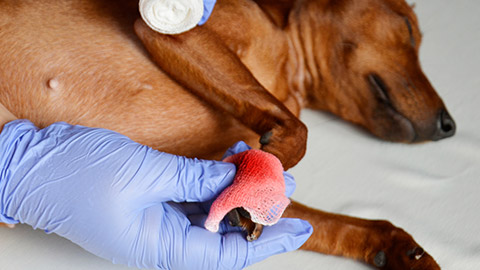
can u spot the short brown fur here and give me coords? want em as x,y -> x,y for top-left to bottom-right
0,0 -> 451,269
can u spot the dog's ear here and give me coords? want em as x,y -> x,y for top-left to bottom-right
254,0 -> 298,28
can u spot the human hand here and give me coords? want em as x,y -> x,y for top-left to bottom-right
198,0 -> 216,25
0,120 -> 312,269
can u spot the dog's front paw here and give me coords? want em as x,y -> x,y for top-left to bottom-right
367,221 -> 440,270
260,119 -> 307,170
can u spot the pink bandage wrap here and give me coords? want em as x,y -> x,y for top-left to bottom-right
204,149 -> 290,233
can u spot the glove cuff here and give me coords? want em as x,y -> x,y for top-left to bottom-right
0,119 -> 37,223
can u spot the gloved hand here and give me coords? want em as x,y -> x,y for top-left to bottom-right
198,0 -> 216,25
0,120 -> 312,270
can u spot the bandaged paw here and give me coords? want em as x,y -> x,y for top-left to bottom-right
205,149 -> 290,233
139,0 -> 204,34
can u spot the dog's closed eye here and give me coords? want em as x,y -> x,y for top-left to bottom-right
403,17 -> 416,47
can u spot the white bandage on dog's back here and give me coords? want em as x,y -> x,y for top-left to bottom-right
139,0 -> 204,35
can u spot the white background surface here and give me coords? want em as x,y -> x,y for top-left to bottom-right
1,0 -> 479,269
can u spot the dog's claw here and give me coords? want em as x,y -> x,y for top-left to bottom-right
367,221 -> 440,269
226,208 -> 264,241
226,209 -> 242,227
374,250 -> 387,267
247,233 -> 257,242
407,247 -> 425,260
259,131 -> 273,145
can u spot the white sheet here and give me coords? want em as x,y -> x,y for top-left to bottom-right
1,0 -> 479,269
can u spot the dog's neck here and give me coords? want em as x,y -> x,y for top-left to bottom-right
278,0 -> 328,113
284,16 -> 315,112
280,0 -> 347,115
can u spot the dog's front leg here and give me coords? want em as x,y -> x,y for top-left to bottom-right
134,20 -> 306,170
284,201 -> 441,269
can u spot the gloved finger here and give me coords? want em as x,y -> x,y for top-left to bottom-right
168,157 -> 237,203
165,224 -> 249,270
121,149 -> 236,203
221,141 -> 252,160
283,171 -> 296,197
181,218 -> 313,269
171,141 -> 251,209
245,218 -> 313,267
198,0 -> 217,25
162,207 -> 311,269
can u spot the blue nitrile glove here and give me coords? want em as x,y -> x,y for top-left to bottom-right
0,120 -> 312,270
198,0 -> 217,25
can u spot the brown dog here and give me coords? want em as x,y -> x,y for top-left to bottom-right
0,0 -> 454,269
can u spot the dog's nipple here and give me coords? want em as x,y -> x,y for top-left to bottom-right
47,78 -> 60,90
142,83 -> 153,91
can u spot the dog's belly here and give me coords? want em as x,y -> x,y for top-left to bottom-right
0,0 -> 259,159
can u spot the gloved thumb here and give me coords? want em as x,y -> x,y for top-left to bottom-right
166,216 -> 312,270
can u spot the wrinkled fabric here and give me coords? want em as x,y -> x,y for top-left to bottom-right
0,120 -> 312,270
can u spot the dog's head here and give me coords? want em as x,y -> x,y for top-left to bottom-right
287,0 -> 455,142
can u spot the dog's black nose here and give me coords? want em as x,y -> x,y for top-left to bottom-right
432,109 -> 456,141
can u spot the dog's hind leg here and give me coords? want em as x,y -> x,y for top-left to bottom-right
284,201 -> 441,269
133,19 -> 306,170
